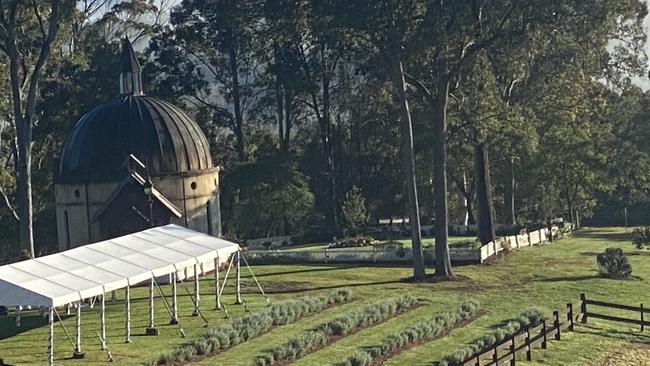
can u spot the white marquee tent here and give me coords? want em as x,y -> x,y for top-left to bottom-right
0,224 -> 252,365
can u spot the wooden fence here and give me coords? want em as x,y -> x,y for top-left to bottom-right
460,308 -> 573,366
456,294 -> 646,365
580,293 -> 649,331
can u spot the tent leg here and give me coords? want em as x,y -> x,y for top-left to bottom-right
192,264 -> 200,316
170,272 -> 178,324
72,303 -> 84,358
100,294 -> 106,350
125,286 -> 131,343
146,278 -> 158,336
48,307 -> 54,366
214,256 -> 221,310
15,306 -> 21,327
235,251 -> 242,305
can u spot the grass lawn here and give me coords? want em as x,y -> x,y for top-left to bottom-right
1,228 -> 649,366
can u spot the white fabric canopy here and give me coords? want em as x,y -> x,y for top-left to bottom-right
0,224 -> 239,308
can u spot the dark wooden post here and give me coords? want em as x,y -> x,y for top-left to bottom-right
493,345 -> 498,366
510,336 -> 516,366
580,293 -> 587,323
553,311 -> 561,340
567,303 -> 574,331
525,327 -> 532,361
541,319 -> 548,349
475,353 -> 480,366
641,303 -> 645,332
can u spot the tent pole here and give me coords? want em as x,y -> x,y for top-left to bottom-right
48,307 -> 54,366
214,256 -> 221,309
125,286 -> 131,343
146,278 -> 158,336
192,263 -> 200,316
170,272 -> 178,324
100,294 -> 106,350
235,251 -> 242,304
73,303 -> 84,358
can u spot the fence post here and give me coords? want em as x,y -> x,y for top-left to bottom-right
641,303 -> 645,332
525,327 -> 532,361
541,319 -> 547,349
553,311 -> 561,340
493,344 -> 498,366
527,231 -> 531,246
510,336 -> 516,366
580,293 -> 587,323
475,354 -> 480,366
567,303 -> 574,331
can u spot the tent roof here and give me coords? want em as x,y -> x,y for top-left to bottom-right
0,225 -> 239,308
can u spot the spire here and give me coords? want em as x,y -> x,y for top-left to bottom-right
119,38 -> 143,96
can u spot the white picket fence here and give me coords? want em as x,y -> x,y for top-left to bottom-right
245,225 -> 572,265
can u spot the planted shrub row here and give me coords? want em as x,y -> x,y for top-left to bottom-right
437,308 -> 545,366
255,295 -> 417,366
342,298 -> 481,366
148,288 -> 352,366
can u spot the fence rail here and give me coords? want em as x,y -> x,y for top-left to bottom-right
581,293 -> 649,331
455,293 -> 647,365
245,225 -> 572,266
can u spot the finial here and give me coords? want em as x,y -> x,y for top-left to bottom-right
119,38 -> 143,96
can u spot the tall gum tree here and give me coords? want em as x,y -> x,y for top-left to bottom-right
0,0 -> 69,257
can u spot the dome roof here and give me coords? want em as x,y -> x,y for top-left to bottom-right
56,95 -> 213,184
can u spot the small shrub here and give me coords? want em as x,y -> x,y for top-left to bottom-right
152,289 -> 352,365
633,227 -> 650,249
597,248 -> 632,279
259,295 -> 418,365
341,299 -> 481,366
437,308 -> 545,366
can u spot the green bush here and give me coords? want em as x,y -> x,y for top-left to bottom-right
341,299 -> 480,366
633,227 -> 650,249
256,295 -> 417,366
436,308 -> 545,366
150,289 -> 352,365
597,248 -> 632,279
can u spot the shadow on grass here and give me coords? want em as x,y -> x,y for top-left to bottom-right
532,274 -> 601,283
576,323 -> 650,343
573,231 -> 633,243
0,313 -> 53,341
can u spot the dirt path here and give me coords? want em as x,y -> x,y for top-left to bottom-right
596,344 -> 650,366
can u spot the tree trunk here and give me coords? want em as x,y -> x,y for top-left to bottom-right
14,116 -> 34,258
474,143 -> 495,245
390,52 -> 425,281
275,73 -> 285,152
320,44 -> 340,234
504,157 -> 516,225
433,72 -> 452,277
228,32 -> 246,162
456,173 -> 469,226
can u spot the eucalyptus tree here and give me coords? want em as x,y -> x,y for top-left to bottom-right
150,0 -> 261,162
325,0 -> 428,280
0,0 -> 71,257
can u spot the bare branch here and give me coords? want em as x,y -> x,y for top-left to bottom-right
0,184 -> 19,221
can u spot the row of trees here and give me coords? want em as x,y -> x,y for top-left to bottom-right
0,0 -> 649,279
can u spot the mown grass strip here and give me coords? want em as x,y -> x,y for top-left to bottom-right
255,295 -> 418,366
146,288 -> 352,366
436,308 -> 545,366
341,298 -> 481,366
